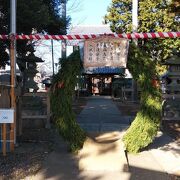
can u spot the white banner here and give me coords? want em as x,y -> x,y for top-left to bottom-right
84,37 -> 129,68
0,109 -> 14,123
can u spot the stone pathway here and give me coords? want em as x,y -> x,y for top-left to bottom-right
24,96 -> 179,180
77,96 -> 133,132
77,96 -> 130,172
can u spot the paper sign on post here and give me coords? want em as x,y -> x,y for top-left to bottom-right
0,109 -> 14,123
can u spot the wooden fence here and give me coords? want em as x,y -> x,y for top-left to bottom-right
19,92 -> 51,132
0,87 -> 51,155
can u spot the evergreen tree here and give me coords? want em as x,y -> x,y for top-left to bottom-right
0,0 -> 68,69
104,0 -> 180,66
105,0 -> 179,34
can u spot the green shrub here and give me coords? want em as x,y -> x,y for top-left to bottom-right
50,51 -> 86,153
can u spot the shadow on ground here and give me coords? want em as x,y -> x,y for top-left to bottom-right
32,156 -> 174,180
34,132 -> 174,180
145,131 -> 180,156
123,165 -> 174,180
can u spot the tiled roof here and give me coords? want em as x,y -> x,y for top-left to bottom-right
67,25 -> 113,46
68,25 -> 113,35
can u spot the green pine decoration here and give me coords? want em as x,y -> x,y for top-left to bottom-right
50,51 -> 86,153
123,44 -> 162,153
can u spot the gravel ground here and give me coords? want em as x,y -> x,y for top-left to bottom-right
0,98 -> 87,180
114,100 -> 140,116
72,97 -> 87,116
0,128 -> 54,180
162,121 -> 180,141
114,100 -> 180,141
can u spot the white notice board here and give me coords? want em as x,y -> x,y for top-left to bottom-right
0,109 -> 14,123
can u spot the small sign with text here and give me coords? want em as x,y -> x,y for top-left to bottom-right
0,109 -> 14,123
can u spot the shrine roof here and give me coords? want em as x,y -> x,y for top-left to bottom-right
67,25 -> 113,46
69,25 -> 113,35
83,67 -> 124,75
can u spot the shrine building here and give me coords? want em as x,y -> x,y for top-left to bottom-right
68,25 -> 133,98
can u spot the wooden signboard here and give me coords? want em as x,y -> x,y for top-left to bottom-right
84,37 -> 129,68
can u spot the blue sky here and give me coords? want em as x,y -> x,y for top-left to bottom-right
6,1 -> 112,73
34,1 -> 113,75
68,0 -> 112,25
